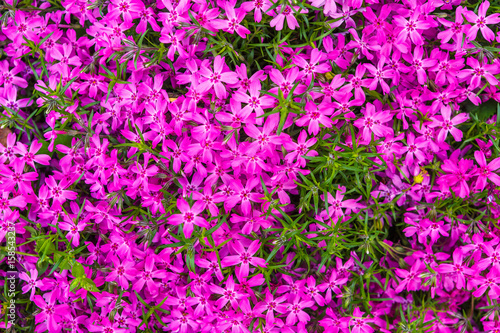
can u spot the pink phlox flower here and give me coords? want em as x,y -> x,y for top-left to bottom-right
470,266 -> 500,298
321,185 -> 364,221
33,292 -> 70,333
402,46 -> 437,85
270,5 -> 308,31
216,98 -> 255,128
221,240 -> 267,277
209,275 -> 248,310
253,291 -> 287,324
168,197 -> 209,238
293,48 -> 331,82
105,255 -> 139,289
475,243 -> 500,272
58,215 -> 87,247
159,28 -> 187,61
233,81 -> 274,124
364,57 -> 392,93
212,3 -> 251,38
192,184 -> 225,216
241,0 -> 271,22
472,150 -> 500,191
429,105 -> 468,143
224,177 -> 262,215
285,295 -> 315,326
319,308 -> 348,333
353,102 -> 393,142
404,132 -> 428,166
109,0 -> 142,23
394,259 -> 425,293
464,1 -> 500,42
393,9 -> 431,45
303,276 -> 326,306
346,28 -> 381,61
421,219 -> 450,245
295,100 -> 334,136
318,270 -> 348,303
198,55 -> 239,99
436,250 -> 475,289
19,268 -> 43,300
348,307 -> 374,333
0,60 -> 28,88
457,57 -> 499,87
439,156 -> 474,198
284,130 -> 318,167
363,5 -> 391,39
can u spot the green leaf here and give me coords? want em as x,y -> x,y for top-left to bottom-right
72,261 -> 86,278
80,277 -> 99,292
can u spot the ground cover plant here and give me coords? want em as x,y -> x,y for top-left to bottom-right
1,0 -> 500,331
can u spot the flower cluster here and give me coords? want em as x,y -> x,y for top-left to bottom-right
1,0 -> 500,331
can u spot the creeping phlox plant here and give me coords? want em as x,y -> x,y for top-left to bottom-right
1,0 -> 500,330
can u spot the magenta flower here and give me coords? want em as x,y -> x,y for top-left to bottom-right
2,11 -> 42,44
364,58 -> 392,94
19,269 -> 43,300
159,29 -> 187,61
224,177 -> 261,215
58,218 -> 87,247
241,0 -> 271,22
192,185 -> 225,216
353,103 -> 393,142
319,308 -> 348,333
233,81 -> 274,123
285,295 -> 315,326
45,176 -> 78,207
269,67 -> 305,98
457,57 -> 499,87
475,243 -> 500,272
106,256 -> 139,289
33,294 -> 70,333
221,240 -> 267,277
436,250 -> 475,289
348,307 -> 374,333
293,48 -> 331,81
347,28 -> 380,61
212,5 -> 251,38
284,130 -> 318,167
109,0 -> 142,23
132,256 -> 166,296
429,105 -> 468,143
464,1 -> 500,42
318,270 -> 348,303
437,6 -> 467,50
254,291 -> 287,323
168,198 -> 209,238
394,10 -> 431,45
404,132 -> 428,166
0,159 -> 38,195
394,259 -> 425,293
296,101 -> 334,136
321,186 -> 364,221
89,317 -> 128,333
168,308 -> 199,333
421,219 -> 451,245
402,46 -> 437,85
0,61 -> 28,88
199,55 -> 239,99
473,151 -> 500,191
470,267 -> 500,298
270,6 -> 308,31
303,276 -> 326,306
209,276 -> 247,310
